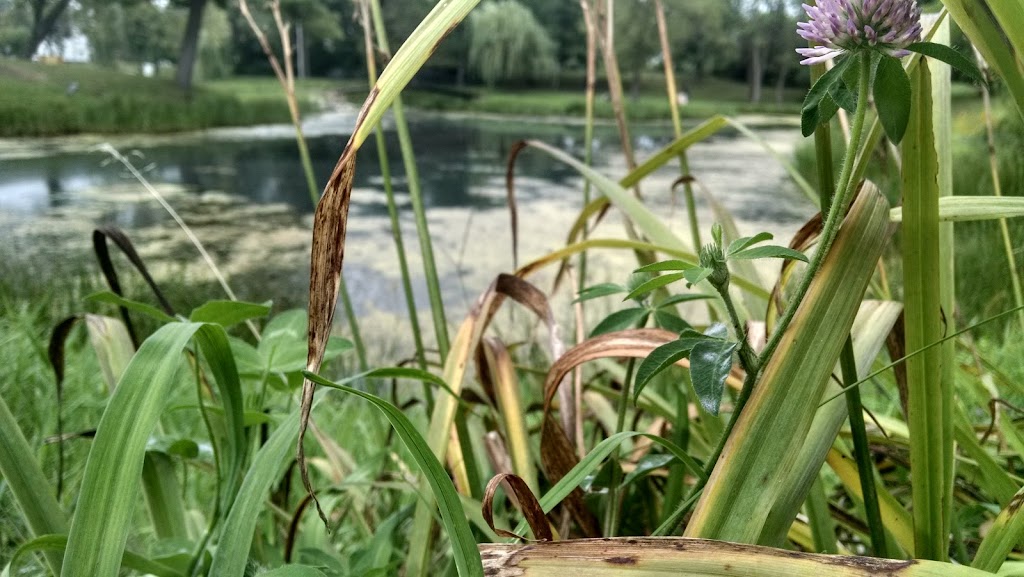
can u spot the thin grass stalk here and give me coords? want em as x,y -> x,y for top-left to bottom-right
356,0 -> 430,404
975,50 -> 1024,331
903,58 -> 948,561
840,341 -> 887,557
577,0 -> 597,295
653,0 -> 701,253
369,0 -> 450,360
605,358 -> 637,537
236,0 -> 368,364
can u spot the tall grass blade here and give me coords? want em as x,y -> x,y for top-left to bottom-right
972,488 -> 1024,572
481,338 -> 538,493
902,59 -> 948,561
10,535 -> 182,577
0,396 -> 66,575
304,371 -> 483,577
141,452 -> 188,541
61,322 -> 244,577
684,183 -> 893,543
301,0 -> 480,521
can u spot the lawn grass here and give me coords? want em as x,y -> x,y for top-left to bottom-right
0,60 -> 329,137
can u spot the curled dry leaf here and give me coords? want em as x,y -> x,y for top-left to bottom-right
482,473 -> 553,542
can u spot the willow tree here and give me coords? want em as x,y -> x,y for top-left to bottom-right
468,0 -> 557,87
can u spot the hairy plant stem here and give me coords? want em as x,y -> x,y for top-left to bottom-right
760,52 -> 872,367
658,53 -> 872,534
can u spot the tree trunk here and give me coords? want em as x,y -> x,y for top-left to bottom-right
296,23 -> 307,79
175,0 -> 208,95
774,54 -> 790,104
749,37 -> 763,104
21,0 -> 72,59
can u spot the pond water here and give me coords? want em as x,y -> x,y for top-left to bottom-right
0,110 -> 815,353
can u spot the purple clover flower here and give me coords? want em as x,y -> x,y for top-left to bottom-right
796,0 -> 923,65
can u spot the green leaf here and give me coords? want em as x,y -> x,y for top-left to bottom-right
703,323 -> 729,340
623,273 -> 687,302
653,310 -> 692,334
590,308 -> 649,337
905,41 -> 985,85
801,57 -> 854,136
62,323 -> 245,577
689,340 -> 739,415
258,566 -> 329,577
622,453 -> 675,488
574,283 -> 625,303
829,80 -> 858,113
189,300 -> 272,327
730,245 -> 809,263
634,335 -> 707,401
9,534 -> 183,577
634,260 -> 695,273
890,196 -> 1024,222
655,293 -> 714,309
725,232 -> 773,257
304,371 -> 483,577
86,291 -> 176,324
873,55 -> 913,144
683,267 -> 713,287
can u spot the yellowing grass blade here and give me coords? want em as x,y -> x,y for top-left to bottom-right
684,182 -> 893,543
973,487 -> 1024,572
479,538 -> 994,576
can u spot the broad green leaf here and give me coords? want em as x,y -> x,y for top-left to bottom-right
726,232 -> 773,257
304,371 -> 483,577
621,453 -> 675,488
62,322 -> 244,577
633,335 -> 707,402
623,273 -> 687,302
905,41 -> 985,85
730,245 -> 809,263
86,291 -> 176,324
873,55 -> 913,144
590,308 -> 649,337
689,340 -> 739,415
801,57 -> 854,136
829,78 -> 858,112
189,300 -> 271,327
574,283 -> 625,303
703,324 -> 729,340
634,260 -> 695,273
802,95 -> 840,138
141,453 -> 188,541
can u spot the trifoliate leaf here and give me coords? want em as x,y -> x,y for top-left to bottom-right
873,55 -> 912,144
690,339 -> 739,415
590,307 -> 649,337
729,245 -> 809,263
906,41 -> 985,85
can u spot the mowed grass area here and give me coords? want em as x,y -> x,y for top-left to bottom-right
0,60 -> 333,137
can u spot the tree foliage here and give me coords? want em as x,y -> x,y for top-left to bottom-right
468,0 -> 557,87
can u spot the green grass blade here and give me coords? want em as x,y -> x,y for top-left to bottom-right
61,322 -> 243,577
208,406 -> 301,576
11,535 -> 183,577
684,184 -> 892,543
902,59 -> 948,561
890,197 -> 1024,222
141,452 -> 188,541
304,371 -> 483,577
973,488 -> 1024,572
0,395 -> 66,574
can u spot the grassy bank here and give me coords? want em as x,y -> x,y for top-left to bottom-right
0,60 -> 332,137
401,77 -> 805,120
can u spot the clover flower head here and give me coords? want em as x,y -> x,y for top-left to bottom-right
796,0 -> 922,65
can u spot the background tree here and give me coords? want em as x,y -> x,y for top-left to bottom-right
468,0 -> 557,87
19,0 -> 72,58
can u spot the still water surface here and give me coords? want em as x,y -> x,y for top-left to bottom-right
0,112 -> 813,351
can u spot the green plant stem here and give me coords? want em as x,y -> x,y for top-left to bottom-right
760,52 -> 872,367
370,0 -> 450,360
840,339 -> 887,558
806,474 -> 837,554
605,357 -> 637,537
339,276 -> 369,373
189,350 -> 222,575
